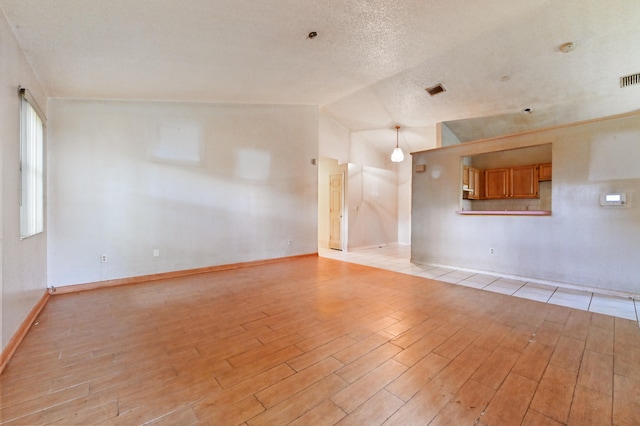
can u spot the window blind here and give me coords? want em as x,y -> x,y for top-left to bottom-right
20,87 -> 45,239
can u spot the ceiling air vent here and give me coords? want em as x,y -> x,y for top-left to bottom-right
620,73 -> 640,88
425,83 -> 446,96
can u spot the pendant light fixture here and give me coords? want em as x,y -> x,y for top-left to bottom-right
391,125 -> 404,162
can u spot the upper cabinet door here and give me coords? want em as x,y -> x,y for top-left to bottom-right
484,168 -> 509,199
510,165 -> 539,198
539,163 -> 552,181
484,165 -> 540,199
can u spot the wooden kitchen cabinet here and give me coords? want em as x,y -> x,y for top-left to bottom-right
538,163 -> 552,181
462,166 -> 480,199
484,168 -> 509,199
484,165 -> 539,199
510,165 -> 539,198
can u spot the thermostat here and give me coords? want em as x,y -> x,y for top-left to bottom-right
600,192 -> 627,206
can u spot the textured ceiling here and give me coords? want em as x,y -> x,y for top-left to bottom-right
2,0 -> 640,153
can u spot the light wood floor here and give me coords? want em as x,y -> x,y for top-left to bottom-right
1,256 -> 639,425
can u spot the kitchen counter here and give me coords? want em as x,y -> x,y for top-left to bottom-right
456,210 -> 551,216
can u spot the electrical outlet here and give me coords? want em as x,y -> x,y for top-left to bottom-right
489,248 -> 495,254
101,254 -> 108,263
288,239 -> 292,245
153,248 -> 160,258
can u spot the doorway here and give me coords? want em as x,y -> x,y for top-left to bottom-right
329,172 -> 344,250
318,158 -> 347,251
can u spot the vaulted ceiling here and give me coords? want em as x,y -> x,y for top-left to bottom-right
2,0 -> 639,153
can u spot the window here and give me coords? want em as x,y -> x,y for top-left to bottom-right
20,88 -> 45,239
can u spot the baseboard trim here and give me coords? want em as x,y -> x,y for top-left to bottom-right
51,253 -> 319,295
1,290 -> 50,375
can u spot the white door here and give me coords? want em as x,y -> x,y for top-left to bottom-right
329,173 -> 344,250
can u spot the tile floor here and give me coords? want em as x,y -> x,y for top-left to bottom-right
319,244 -> 640,327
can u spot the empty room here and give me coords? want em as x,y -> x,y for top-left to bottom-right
1,0 -> 640,425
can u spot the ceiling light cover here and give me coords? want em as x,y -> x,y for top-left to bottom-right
391,126 -> 404,162
391,147 -> 405,162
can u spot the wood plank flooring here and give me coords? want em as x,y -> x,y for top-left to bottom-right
1,256 -> 639,425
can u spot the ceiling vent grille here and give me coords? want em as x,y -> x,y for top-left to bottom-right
426,83 -> 446,96
620,73 -> 640,88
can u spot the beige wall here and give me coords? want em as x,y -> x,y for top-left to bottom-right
412,113 -> 640,296
1,13 -> 48,350
47,99 -> 319,287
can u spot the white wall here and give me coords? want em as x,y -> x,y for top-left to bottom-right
347,164 -> 398,250
345,132 -> 401,250
397,158 -> 412,245
1,13 -> 48,350
47,99 -> 318,287
411,113 -> 640,295
319,110 -> 350,164
350,132 -> 388,170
